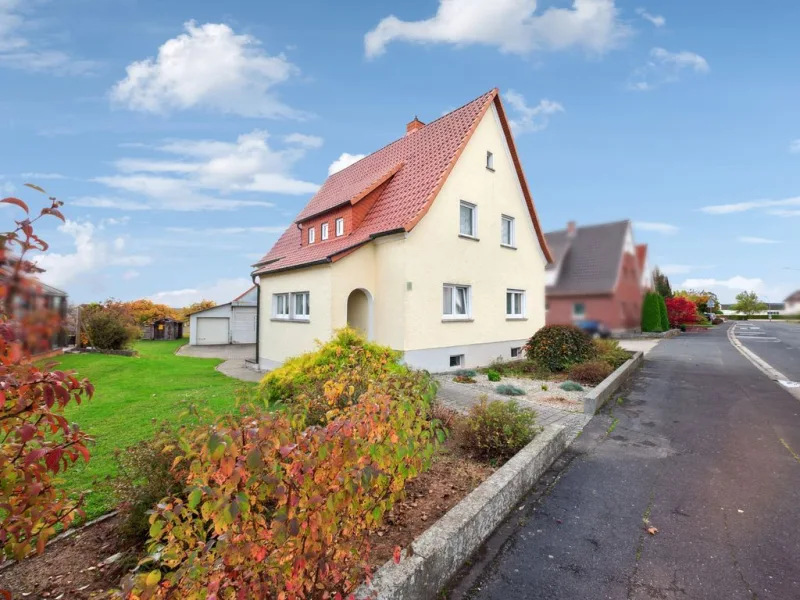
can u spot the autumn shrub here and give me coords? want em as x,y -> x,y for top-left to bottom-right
84,304 -> 139,350
525,324 -> 595,371
666,296 -> 700,328
593,339 -> 631,369
462,397 -> 538,461
454,374 -> 476,383
496,383 -> 526,396
113,424 -> 186,544
125,357 -> 441,599
641,292 -> 665,332
486,369 -> 501,382
568,360 -> 614,385
1,189 -> 95,565
559,380 -> 584,392
258,327 -> 406,419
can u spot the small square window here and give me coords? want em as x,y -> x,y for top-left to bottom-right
335,218 -> 344,236
573,302 -> 586,319
308,227 -> 315,244
506,289 -> 525,318
449,354 -> 464,368
486,151 -> 494,171
321,222 -> 329,240
443,284 -> 471,319
511,347 -> 522,358
459,201 -> 477,237
501,215 -> 515,247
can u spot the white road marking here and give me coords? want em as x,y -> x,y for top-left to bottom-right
728,325 -> 800,402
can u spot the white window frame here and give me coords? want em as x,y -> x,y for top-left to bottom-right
443,284 -> 472,320
273,293 -> 290,319
308,227 -> 315,244
335,218 -> 344,237
506,289 -> 526,319
459,201 -> 477,238
292,291 -> 310,320
486,151 -> 494,171
573,302 -> 586,320
321,222 -> 329,241
449,354 -> 464,368
501,215 -> 515,248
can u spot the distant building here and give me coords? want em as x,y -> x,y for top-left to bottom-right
15,280 -> 69,353
188,286 -> 257,345
720,302 -> 787,316
142,318 -> 184,340
544,220 -> 648,331
785,291 -> 800,315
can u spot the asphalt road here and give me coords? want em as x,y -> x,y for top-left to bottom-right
449,324 -> 800,600
733,321 -> 800,383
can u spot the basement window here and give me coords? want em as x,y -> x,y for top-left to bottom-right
449,354 -> 464,368
511,347 -> 522,358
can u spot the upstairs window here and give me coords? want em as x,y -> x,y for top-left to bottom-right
321,222 -> 329,240
486,151 -> 494,171
501,215 -> 515,247
459,201 -> 477,238
443,284 -> 471,319
308,227 -> 315,244
335,218 -> 344,236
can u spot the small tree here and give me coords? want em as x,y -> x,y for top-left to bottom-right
641,292 -> 664,332
665,296 -> 700,327
731,290 -> 767,318
84,302 -> 140,350
658,294 -> 670,330
1,186 -> 94,564
652,267 -> 672,298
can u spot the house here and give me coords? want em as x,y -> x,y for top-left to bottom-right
720,302 -> 787,317
251,89 -> 552,371
22,281 -> 69,353
544,220 -> 647,331
188,286 -> 257,345
785,291 -> 800,315
142,318 -> 184,341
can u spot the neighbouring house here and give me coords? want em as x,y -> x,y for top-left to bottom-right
142,318 -> 184,341
544,220 -> 647,331
251,89 -> 552,371
18,280 -> 69,353
785,291 -> 800,315
720,302 -> 787,317
188,286 -> 257,345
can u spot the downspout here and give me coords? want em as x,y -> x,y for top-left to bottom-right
251,272 -> 260,368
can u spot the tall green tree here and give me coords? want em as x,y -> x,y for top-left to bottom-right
731,290 -> 767,317
658,294 -> 670,330
641,292 -> 665,332
652,267 -> 672,298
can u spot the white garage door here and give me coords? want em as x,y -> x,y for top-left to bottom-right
196,317 -> 230,345
231,307 -> 257,344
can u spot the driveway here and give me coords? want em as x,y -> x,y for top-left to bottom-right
177,343 -> 262,383
450,324 -> 800,600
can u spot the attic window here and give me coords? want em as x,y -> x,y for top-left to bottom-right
321,222 -> 329,241
336,218 -> 344,236
308,227 -> 315,244
486,151 -> 494,171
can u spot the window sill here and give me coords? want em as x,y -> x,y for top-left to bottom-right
442,317 -> 474,323
500,244 -> 517,250
486,167 -> 495,173
271,318 -> 310,323
506,316 -> 527,321
458,234 -> 480,242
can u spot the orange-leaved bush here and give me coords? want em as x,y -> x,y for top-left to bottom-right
1,186 -> 94,563
124,340 -> 442,599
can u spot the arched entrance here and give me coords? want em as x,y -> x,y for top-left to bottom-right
346,289 -> 373,339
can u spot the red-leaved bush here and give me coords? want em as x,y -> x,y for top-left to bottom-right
1,186 -> 94,564
665,296 -> 699,327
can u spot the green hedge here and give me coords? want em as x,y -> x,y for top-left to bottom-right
658,295 -> 669,331
641,292 -> 665,332
726,314 -> 800,320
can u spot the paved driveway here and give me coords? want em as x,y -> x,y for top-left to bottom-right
177,343 -> 262,382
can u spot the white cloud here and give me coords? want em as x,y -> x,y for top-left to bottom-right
328,152 -> 366,175
284,133 -> 324,149
21,172 -> 66,180
365,0 -> 630,59
738,236 -> 780,244
505,91 -> 564,134
1,177 -> 15,196
34,220 -> 152,289
111,21 -> 304,118
635,8 -> 665,27
148,277 -> 253,307
789,139 -> 800,153
699,196 -> 800,215
166,225 -> 287,235
95,129 -> 320,211
0,1 -> 97,75
629,47 -> 709,91
634,221 -> 679,234
678,276 -> 793,304
71,196 -> 151,211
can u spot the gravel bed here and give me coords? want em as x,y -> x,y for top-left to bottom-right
436,372 -> 592,406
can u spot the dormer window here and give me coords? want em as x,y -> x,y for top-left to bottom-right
308,227 -> 315,244
486,151 -> 494,171
321,222 -> 329,240
336,218 -> 344,236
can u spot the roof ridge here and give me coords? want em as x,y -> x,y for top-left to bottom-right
546,219 -> 631,235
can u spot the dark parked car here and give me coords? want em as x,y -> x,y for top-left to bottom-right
575,319 -> 611,339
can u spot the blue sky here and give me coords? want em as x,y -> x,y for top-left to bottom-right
2,0 -> 799,305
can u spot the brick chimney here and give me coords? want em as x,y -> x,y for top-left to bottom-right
406,116 -> 425,135
567,221 -> 577,237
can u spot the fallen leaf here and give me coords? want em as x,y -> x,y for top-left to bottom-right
646,526 -> 659,535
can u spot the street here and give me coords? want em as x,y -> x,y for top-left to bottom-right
732,321 -> 800,383
449,324 -> 800,600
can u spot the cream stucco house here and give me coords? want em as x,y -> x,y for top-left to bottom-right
251,89 -> 552,372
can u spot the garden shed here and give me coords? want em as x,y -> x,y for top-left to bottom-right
189,286 -> 257,346
142,318 -> 184,341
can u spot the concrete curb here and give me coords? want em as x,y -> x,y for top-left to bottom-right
583,351 -> 644,414
355,423 -> 568,600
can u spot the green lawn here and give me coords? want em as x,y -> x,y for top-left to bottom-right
54,340 -> 256,521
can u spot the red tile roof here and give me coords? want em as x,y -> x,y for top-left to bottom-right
254,89 -> 551,275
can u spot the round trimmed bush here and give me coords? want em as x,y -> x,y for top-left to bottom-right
525,325 -> 595,371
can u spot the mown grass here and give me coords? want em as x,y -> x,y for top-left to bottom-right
53,340 -> 255,520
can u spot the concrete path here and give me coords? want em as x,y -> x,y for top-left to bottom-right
618,338 -> 662,355
449,323 -> 800,600
176,343 -> 262,383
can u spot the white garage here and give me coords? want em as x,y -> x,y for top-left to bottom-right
189,286 -> 258,346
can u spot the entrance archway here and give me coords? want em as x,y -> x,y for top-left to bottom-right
346,289 -> 373,339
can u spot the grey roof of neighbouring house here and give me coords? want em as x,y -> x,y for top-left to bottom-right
35,281 -> 67,297
545,220 -> 630,296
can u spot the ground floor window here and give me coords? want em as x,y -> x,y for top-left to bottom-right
573,302 -> 586,319
443,284 -> 471,319
273,291 -> 310,321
